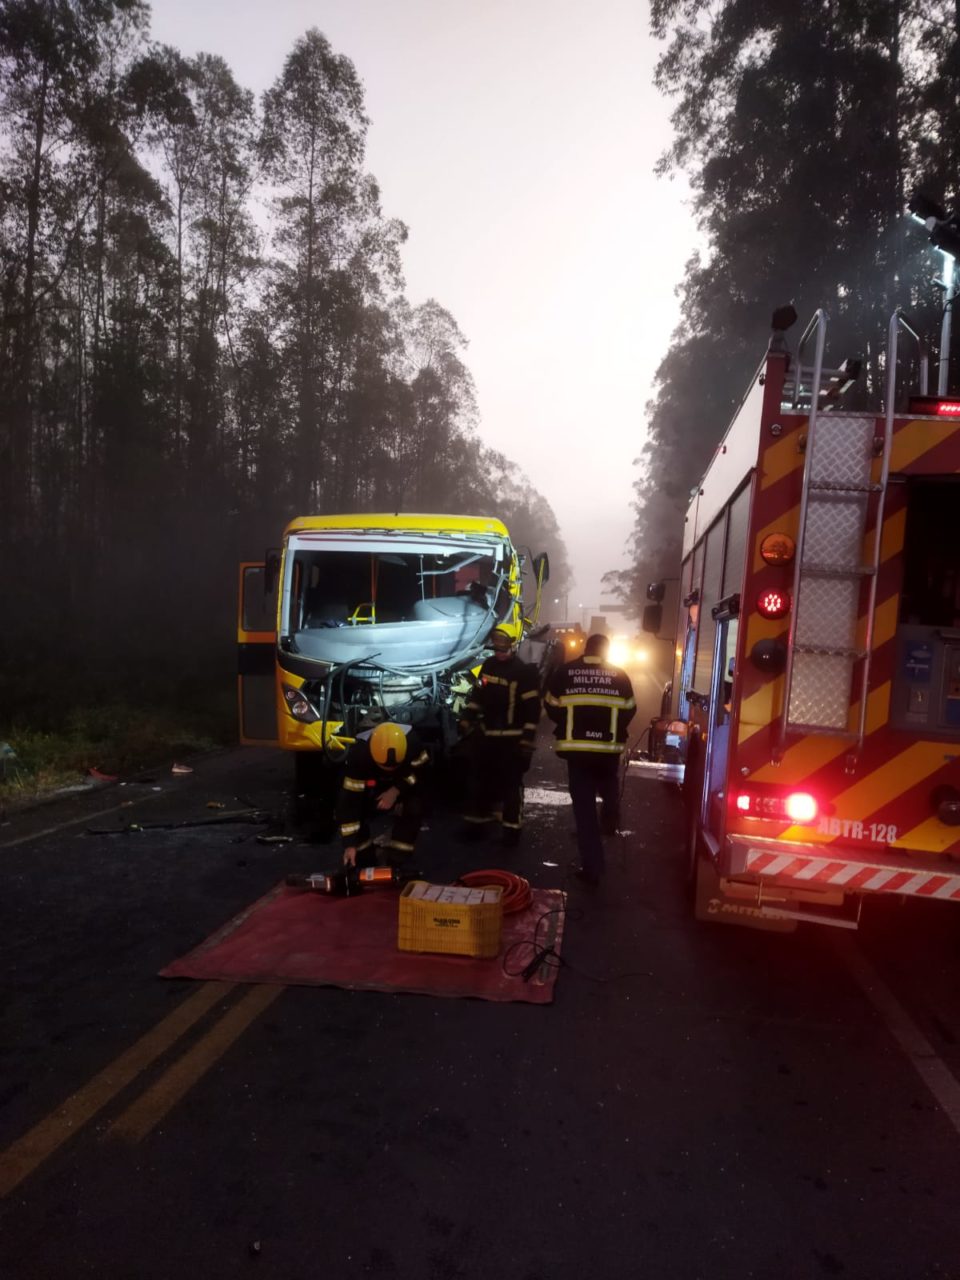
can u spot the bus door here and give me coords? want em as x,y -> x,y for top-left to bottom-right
238,558 -> 279,744
702,594 -> 740,840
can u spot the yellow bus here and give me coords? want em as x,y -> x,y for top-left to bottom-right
238,513 -> 549,781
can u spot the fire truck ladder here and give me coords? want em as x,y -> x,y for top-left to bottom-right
778,310 -> 904,754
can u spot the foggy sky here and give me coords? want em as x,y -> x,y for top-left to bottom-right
147,0 -> 697,622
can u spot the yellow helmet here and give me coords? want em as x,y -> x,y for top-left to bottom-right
370,722 -> 408,768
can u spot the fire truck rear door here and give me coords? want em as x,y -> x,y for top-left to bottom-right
238,560 -> 279,745
704,596 -> 740,837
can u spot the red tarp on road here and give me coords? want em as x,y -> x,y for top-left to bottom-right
160,884 -> 565,1004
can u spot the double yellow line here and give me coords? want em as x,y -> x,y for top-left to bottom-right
0,981 -> 283,1198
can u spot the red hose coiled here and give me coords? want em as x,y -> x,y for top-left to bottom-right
458,869 -> 532,914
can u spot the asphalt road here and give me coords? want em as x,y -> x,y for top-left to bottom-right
2,712 -> 960,1278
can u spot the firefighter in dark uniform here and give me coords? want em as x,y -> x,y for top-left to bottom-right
336,722 -> 430,868
545,633 -> 636,885
460,626 -> 542,847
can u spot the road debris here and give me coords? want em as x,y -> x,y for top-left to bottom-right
87,808 -> 271,836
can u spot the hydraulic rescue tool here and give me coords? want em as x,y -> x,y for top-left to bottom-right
285,865 -> 420,897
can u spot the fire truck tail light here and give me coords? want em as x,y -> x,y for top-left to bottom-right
757,589 -> 791,620
760,533 -> 796,565
784,791 -> 818,823
908,396 -> 960,417
734,789 -> 819,824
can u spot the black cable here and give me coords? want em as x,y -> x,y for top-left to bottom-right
501,903 -> 567,980
501,893 -> 654,985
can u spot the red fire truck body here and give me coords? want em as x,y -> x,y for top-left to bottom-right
649,310 -> 960,930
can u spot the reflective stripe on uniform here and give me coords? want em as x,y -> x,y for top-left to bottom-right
483,728 -> 523,737
340,821 -> 361,835
343,777 -> 366,792
386,839 -> 416,852
554,740 -> 624,753
552,694 -> 635,709
410,751 -> 429,767
403,774 -> 416,786
521,689 -> 539,700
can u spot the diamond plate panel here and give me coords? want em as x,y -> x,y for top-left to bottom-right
802,493 -> 868,569
808,415 -> 876,486
788,652 -> 854,729
795,576 -> 859,648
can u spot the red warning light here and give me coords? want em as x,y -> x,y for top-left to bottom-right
784,792 -> 818,823
908,396 -> 960,417
733,789 -> 819,824
757,589 -> 791,620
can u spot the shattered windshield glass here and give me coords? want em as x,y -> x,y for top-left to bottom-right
281,542 -> 513,671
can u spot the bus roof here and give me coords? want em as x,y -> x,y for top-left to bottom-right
283,513 -> 511,540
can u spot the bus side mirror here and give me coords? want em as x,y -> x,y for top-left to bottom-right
642,603 -> 663,634
533,552 -> 550,585
646,581 -> 665,603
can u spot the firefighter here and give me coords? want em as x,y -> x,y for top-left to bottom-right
337,722 -> 430,868
460,626 -> 542,847
544,632 -> 636,885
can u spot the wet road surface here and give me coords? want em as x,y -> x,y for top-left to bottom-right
2,724 -> 960,1279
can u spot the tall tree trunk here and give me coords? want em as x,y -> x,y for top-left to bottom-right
5,60 -> 49,543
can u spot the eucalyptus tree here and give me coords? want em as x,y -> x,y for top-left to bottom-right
405,298 -> 478,508
0,0 -> 148,545
259,28 -> 370,512
618,0 -> 951,608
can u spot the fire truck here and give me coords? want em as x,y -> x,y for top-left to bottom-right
636,306 -> 960,931
237,513 -> 549,786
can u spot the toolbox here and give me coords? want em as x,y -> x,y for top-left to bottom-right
397,881 -> 504,959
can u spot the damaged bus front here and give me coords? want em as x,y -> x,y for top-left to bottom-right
238,513 -> 548,772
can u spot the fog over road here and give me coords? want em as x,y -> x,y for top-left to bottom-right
1,743 -> 959,1278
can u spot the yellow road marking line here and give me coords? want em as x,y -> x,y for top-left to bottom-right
0,982 -> 235,1198
107,984 -> 284,1144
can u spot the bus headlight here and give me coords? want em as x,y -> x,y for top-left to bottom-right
282,684 -> 320,723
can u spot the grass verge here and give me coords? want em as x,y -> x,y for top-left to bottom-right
0,698 -> 235,814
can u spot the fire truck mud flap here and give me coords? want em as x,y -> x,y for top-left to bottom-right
693,850 -> 798,933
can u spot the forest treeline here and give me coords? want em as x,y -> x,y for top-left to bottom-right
0,2 -> 570,716
610,0 -> 960,609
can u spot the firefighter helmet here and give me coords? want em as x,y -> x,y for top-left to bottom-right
370,722 -> 408,768
489,627 -> 514,652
